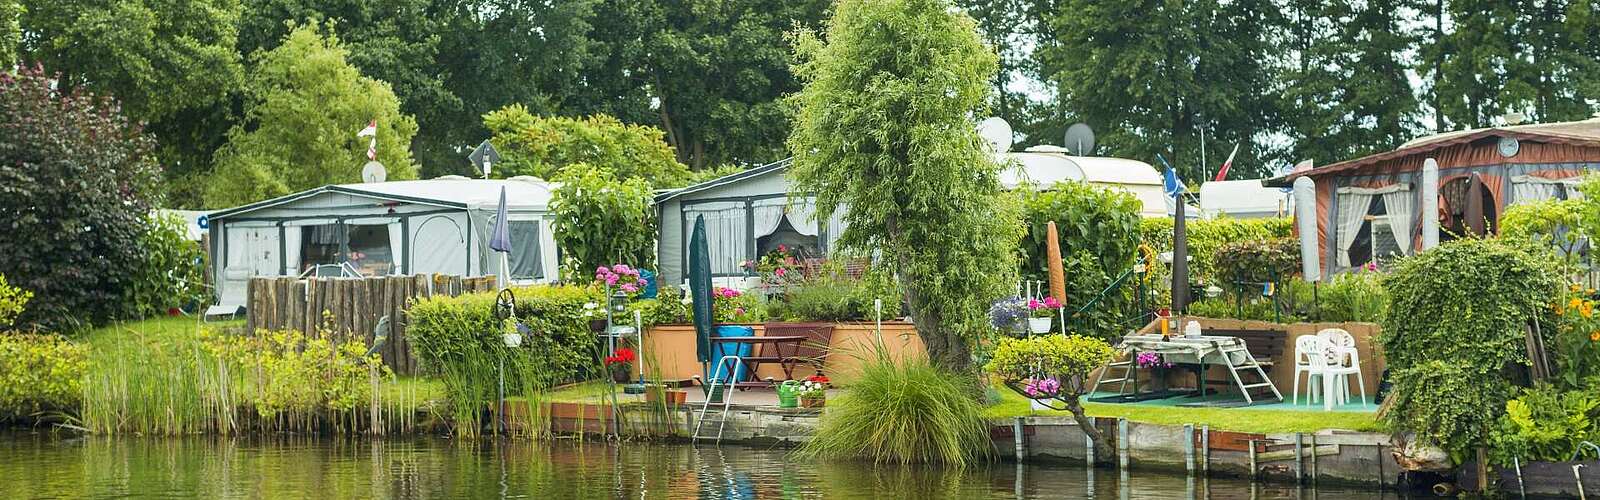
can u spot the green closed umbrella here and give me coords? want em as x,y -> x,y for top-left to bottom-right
689,215 -> 714,370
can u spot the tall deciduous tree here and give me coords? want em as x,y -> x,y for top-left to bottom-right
1280,0 -> 1420,165
788,0 -> 1023,376
1040,0 -> 1281,181
482,105 -> 691,187
205,24 -> 418,207
18,0 -> 244,207
0,0 -> 18,65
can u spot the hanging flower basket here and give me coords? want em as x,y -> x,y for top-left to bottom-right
1027,317 -> 1053,334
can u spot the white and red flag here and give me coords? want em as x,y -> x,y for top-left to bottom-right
356,119 -> 377,160
1213,143 -> 1239,182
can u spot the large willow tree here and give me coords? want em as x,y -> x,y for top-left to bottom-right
788,0 -> 1022,376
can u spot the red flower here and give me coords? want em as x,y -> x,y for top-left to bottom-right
806,374 -> 830,384
604,347 -> 636,365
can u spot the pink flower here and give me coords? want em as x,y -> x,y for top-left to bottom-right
734,307 -> 746,316
621,283 -> 638,293
605,275 -> 618,285
778,244 -> 787,253
785,256 -> 796,265
595,266 -> 607,274
1043,297 -> 1062,309
1028,298 -> 1042,309
775,267 -> 787,277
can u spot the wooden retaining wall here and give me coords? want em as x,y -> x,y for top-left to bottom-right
245,274 -> 496,374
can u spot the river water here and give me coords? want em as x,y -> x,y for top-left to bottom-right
0,432 -> 1410,499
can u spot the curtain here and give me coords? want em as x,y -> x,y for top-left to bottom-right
684,201 -> 747,274
788,198 -> 820,237
1335,188 -> 1378,267
752,198 -> 786,240
387,222 -> 404,274
1380,187 -> 1414,256
282,224 -> 302,275
1511,175 -> 1581,205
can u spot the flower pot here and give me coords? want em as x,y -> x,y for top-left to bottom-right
1027,317 -> 1053,334
646,387 -> 688,406
800,395 -> 826,408
610,365 -> 632,383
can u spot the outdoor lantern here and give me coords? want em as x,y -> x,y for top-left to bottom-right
1205,285 -> 1223,298
502,332 -> 523,348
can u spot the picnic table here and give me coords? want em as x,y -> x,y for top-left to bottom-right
1092,334 -> 1283,406
709,335 -> 810,388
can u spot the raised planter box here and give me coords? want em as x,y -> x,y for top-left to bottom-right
642,321 -> 924,384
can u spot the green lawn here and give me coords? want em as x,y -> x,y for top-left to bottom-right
83,315 -> 233,345
984,389 -> 1382,434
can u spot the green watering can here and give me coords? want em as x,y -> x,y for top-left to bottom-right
776,380 -> 801,408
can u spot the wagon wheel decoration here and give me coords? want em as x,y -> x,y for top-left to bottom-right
494,288 -> 517,323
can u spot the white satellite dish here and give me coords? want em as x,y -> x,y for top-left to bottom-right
977,117 -> 1013,155
1064,123 -> 1095,156
361,161 -> 387,183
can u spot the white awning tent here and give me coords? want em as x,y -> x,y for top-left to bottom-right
205,176 -> 560,310
1004,146 -> 1169,217
1199,179 -> 1293,219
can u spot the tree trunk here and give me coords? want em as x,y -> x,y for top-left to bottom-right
1065,394 -> 1112,462
886,214 -> 973,377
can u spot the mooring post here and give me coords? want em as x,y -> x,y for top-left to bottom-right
1118,418 -> 1130,472
1184,423 -> 1195,476
1201,424 -> 1210,476
1309,434 -> 1318,484
1013,417 -> 1027,460
1294,433 -> 1305,484
1248,439 -> 1258,480
1514,456 -> 1526,498
1085,417 -> 1096,466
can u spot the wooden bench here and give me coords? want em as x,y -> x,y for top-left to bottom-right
1201,328 -> 1286,366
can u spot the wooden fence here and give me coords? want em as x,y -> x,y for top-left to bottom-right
245,274 -> 497,374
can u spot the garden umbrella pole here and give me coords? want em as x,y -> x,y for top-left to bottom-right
689,216 -> 714,395
488,187 -> 512,289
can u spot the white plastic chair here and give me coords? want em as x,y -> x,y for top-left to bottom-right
1291,335 -> 1329,406
1316,328 -> 1367,408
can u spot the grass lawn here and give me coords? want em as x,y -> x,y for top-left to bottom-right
83,315 -> 236,345
984,389 -> 1382,434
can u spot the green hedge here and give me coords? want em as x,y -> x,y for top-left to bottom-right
0,334 -> 87,420
1140,216 -> 1293,283
1022,182 -> 1142,336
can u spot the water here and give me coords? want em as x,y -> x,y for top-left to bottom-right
0,432 -> 1408,499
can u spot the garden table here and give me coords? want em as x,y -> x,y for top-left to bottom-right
1094,334 -> 1282,405
709,335 -> 809,388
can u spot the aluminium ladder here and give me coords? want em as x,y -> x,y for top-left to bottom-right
691,355 -> 746,445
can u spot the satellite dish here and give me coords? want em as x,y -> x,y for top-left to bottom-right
1064,123 -> 1095,156
976,117 -> 1013,155
361,161 -> 387,183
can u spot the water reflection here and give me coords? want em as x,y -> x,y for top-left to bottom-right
0,432 -> 1407,499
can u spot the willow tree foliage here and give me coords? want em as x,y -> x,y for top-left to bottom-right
482,105 -> 691,188
205,24 -> 418,207
788,0 -> 1023,375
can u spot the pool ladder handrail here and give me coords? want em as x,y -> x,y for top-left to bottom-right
691,355 -> 746,445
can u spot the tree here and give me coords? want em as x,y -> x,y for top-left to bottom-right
1039,0 -> 1282,181
482,105 -> 691,188
1279,0 -> 1420,165
205,24 -> 418,208
788,0 -> 1024,376
18,0 -> 244,206
0,65 -> 162,330
0,0 -> 18,65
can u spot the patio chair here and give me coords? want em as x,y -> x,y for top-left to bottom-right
1316,328 -> 1367,407
1291,335 -> 1330,406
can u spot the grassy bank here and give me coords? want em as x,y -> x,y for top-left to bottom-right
983,389 -> 1381,433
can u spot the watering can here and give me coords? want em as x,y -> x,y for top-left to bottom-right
776,380 -> 801,408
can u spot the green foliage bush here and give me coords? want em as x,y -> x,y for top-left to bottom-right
984,334 -> 1114,385
1211,237 -> 1300,286
125,214 -> 209,318
0,65 -> 162,331
1020,182 -> 1142,335
0,274 -> 31,329
1381,238 -> 1562,456
0,333 -> 87,420
798,346 -> 992,466
206,327 -> 386,419
1489,383 -> 1600,464
549,164 -> 656,279
769,266 -> 902,323
1140,216 -> 1293,283
1187,271 -> 1388,324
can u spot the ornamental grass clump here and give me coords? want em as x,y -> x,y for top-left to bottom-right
797,346 -> 992,467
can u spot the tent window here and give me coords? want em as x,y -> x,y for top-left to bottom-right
300,224 -> 344,272
508,221 -> 543,280
347,225 -> 394,276
298,223 -> 394,276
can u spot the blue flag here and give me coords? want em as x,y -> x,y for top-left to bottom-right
1157,154 -> 1186,198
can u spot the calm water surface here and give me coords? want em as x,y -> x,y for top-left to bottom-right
0,432 -> 1410,499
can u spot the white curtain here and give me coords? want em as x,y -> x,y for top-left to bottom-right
1381,187 -> 1414,256
752,198 -> 786,239
1511,175 -> 1581,205
788,197 -> 820,236
387,222 -> 404,275
826,204 -> 848,253
1335,188 -> 1377,267
282,224 -> 302,275
685,201 -> 747,274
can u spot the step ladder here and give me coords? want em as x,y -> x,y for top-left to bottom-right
1091,358 -> 1137,396
1214,340 -> 1282,404
691,355 -> 746,445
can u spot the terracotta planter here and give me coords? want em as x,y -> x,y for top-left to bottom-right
800,395 -> 825,408
646,387 -> 688,406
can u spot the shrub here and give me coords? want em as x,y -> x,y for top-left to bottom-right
709,287 -> 766,323
1488,383 -> 1600,465
1381,238 -> 1562,456
1212,237 -> 1300,287
0,333 -> 87,420
407,284 -> 606,433
769,266 -> 902,323
124,213 -> 209,318
985,334 -> 1115,454
550,165 -> 657,279
798,346 -> 992,466
1021,182 -> 1141,334
1140,216 -> 1293,283
206,327 -> 386,421
482,106 -> 692,188
0,274 -> 31,329
0,65 -> 162,331
1549,283 -> 1600,388
1501,198 -> 1587,271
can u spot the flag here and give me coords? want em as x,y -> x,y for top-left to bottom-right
1157,153 -> 1185,198
1213,143 -> 1240,182
356,120 -> 377,161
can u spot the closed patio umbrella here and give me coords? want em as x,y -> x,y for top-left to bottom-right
489,186 -> 512,289
689,215 -> 714,374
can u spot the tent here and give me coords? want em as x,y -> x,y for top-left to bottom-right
205,176 -> 560,309
653,150 -> 1170,288
1199,179 -> 1293,219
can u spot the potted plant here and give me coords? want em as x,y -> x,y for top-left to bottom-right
798,374 -> 829,408
1027,297 -> 1061,334
604,347 -> 636,383
989,296 -> 1030,335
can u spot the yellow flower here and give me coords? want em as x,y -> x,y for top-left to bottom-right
1571,298 -> 1584,309
1590,331 -> 1600,342
1573,283 -> 1583,292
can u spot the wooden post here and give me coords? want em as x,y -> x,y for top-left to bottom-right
1184,423 -> 1195,476
1201,424 -> 1210,475
1294,433 -> 1304,484
1013,417 -> 1027,460
1118,418 -> 1130,472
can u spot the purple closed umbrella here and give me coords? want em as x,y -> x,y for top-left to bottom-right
489,186 -> 511,287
